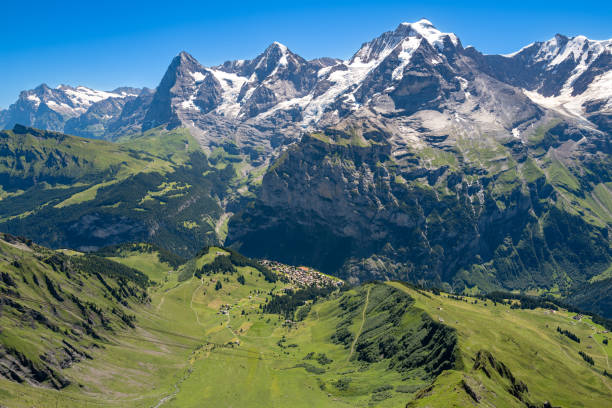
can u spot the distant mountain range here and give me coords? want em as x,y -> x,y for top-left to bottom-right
1,20 -> 609,152
0,20 -> 611,317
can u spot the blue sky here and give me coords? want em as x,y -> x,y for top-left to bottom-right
1,0 -> 611,108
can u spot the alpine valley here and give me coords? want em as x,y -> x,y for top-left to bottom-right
0,19 -> 611,407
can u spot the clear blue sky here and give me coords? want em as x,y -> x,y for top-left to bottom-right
1,0 -> 611,108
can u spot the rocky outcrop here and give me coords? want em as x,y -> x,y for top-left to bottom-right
228,124 -> 612,292
0,345 -> 71,389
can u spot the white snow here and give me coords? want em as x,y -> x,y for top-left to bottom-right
38,85 -> 138,116
272,41 -> 288,51
536,36 -> 611,80
210,69 -> 249,117
265,42 -> 290,78
524,70 -> 612,120
179,94 -> 200,112
549,36 -> 587,65
256,42 -> 289,72
301,59 -> 377,123
517,34 -> 612,122
400,19 -> 459,50
255,20 -> 449,125
502,43 -> 535,58
26,94 -> 41,108
191,71 -> 206,82
46,100 -> 81,116
512,128 -> 520,138
392,38 -> 422,80
63,86 -> 121,107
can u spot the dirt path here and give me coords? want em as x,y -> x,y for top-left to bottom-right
590,327 -> 611,392
154,269 -> 177,312
224,311 -> 235,336
592,325 -> 609,370
156,296 -> 166,312
559,331 -> 612,393
347,287 -> 370,362
153,382 -> 179,408
595,330 -> 610,370
190,277 -> 206,326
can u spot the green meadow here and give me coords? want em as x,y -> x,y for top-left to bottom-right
0,243 -> 610,407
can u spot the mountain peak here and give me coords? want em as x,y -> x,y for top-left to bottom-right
399,18 -> 435,28
176,50 -> 199,64
395,19 -> 459,50
351,19 -> 460,65
33,83 -> 52,92
267,41 -> 289,52
260,41 -> 292,63
57,84 -> 76,91
245,41 -> 305,81
165,51 -> 206,81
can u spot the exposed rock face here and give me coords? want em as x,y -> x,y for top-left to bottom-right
143,51 -> 224,131
0,345 -> 70,389
64,96 -> 134,138
106,88 -> 156,138
130,19 -> 610,159
229,121 -> 612,294
469,34 -> 612,98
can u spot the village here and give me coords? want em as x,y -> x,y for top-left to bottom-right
259,259 -> 344,288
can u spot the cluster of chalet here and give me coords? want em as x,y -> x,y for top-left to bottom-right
217,304 -> 231,315
259,260 -> 343,288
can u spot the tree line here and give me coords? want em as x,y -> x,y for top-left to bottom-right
556,326 -> 580,343
263,286 -> 336,319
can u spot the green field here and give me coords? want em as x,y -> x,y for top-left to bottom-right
0,242 -> 610,407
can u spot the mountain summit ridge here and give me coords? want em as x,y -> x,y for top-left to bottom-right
1,19 -> 609,148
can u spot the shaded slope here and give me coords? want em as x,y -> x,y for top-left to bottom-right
0,125 -> 234,256
228,125 -> 612,310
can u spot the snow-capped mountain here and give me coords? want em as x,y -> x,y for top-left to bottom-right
0,84 -> 141,137
131,19 -> 609,158
469,34 -> 612,129
2,19 -> 610,147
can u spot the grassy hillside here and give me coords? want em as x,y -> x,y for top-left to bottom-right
94,242 -> 186,283
0,233 -> 150,392
0,125 -> 236,256
389,282 -> 612,407
1,244 -> 610,407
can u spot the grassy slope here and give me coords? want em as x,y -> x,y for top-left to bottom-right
389,282 -> 612,407
0,235 -> 157,405
107,247 -> 175,284
2,248 -> 611,407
